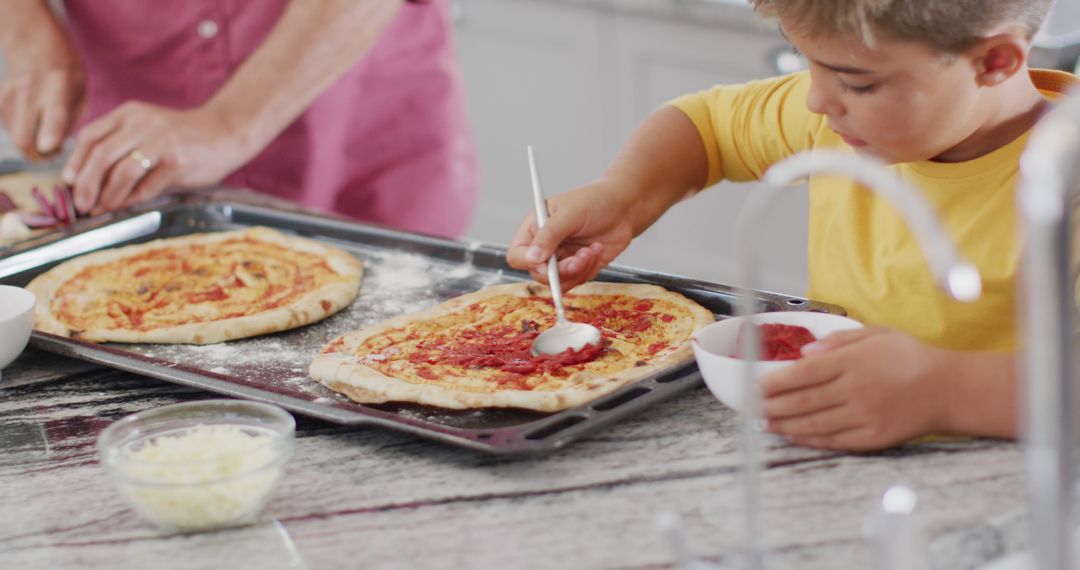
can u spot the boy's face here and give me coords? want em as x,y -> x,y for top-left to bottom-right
781,19 -> 986,164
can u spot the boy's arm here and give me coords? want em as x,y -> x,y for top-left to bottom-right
508,73 -> 816,290
937,350 -> 1018,438
597,105 -> 711,236
942,337 -> 1080,439
506,105 -> 709,290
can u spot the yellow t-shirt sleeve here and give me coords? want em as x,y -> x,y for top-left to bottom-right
667,71 -> 823,187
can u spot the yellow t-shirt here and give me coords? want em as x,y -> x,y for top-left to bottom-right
670,69 -> 1078,352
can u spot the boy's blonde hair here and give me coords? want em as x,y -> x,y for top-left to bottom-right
750,0 -> 1054,54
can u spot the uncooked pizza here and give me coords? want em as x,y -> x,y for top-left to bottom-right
309,281 -> 715,412
27,226 -> 362,344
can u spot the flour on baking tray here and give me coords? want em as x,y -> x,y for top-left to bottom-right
129,249 -> 510,400
366,250 -> 436,289
140,339 -> 314,380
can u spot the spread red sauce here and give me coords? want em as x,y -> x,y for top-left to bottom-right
736,323 -> 817,361
371,295 -> 681,387
573,296 -> 663,335
407,324 -> 607,377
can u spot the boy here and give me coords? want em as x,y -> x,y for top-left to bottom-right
506,0 -> 1078,451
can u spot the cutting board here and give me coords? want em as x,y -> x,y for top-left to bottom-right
0,170 -> 65,212
0,170 -> 65,246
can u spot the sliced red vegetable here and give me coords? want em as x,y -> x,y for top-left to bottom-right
31,186 -> 57,218
53,184 -> 76,224
0,191 -> 15,213
5,184 -> 81,229
18,212 -> 58,228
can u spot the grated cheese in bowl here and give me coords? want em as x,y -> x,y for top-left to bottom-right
97,400 -> 295,533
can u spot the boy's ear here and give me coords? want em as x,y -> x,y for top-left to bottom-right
971,33 -> 1029,87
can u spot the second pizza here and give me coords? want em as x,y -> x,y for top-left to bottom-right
27,227 -> 362,344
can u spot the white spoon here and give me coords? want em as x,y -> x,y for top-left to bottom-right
527,146 -> 602,357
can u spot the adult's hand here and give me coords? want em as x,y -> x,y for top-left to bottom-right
0,6 -> 85,160
63,102 -> 252,215
507,179 -> 636,291
59,0 -> 408,216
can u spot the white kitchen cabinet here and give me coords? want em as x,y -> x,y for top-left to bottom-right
456,0 -> 809,295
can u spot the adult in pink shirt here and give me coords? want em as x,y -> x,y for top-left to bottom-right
0,0 -> 477,237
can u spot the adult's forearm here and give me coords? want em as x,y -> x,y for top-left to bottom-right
599,105 -> 710,237
0,1 -> 64,56
203,0 -> 405,159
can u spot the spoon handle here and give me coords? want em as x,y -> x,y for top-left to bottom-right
528,146 -> 567,324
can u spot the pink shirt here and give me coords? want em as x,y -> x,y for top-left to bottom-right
62,0 -> 477,238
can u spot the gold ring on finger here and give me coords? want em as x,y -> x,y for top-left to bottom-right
129,149 -> 155,172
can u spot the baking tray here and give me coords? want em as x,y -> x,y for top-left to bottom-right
0,191 -> 844,455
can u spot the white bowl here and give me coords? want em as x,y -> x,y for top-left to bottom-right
0,285 -> 36,377
692,311 -> 863,412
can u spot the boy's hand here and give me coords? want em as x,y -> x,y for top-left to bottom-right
506,105 -> 707,291
507,180 -> 636,291
759,326 -> 950,452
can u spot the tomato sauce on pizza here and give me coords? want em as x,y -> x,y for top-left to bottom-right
311,282 -> 715,411
325,292 -> 702,392
29,227 -> 363,344
52,237 -> 346,332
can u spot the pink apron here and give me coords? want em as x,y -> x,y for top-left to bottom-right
62,0 -> 477,237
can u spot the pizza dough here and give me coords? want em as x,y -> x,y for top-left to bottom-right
26,226 -> 363,344
310,281 -> 715,411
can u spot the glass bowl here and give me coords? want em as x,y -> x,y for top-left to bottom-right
97,399 -> 295,533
